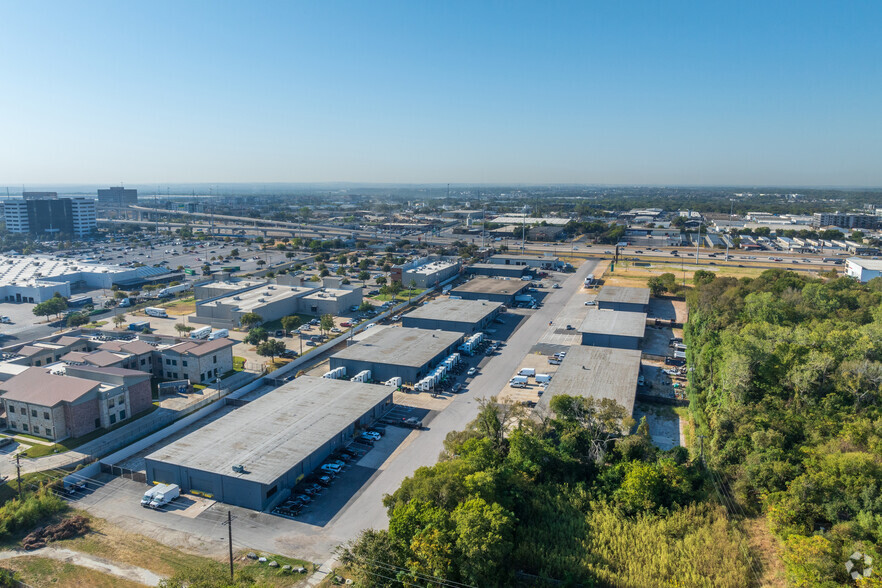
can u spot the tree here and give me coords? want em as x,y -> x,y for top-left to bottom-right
375,276 -> 387,286
244,327 -> 269,345
66,312 -> 89,328
358,271 -> 370,284
239,312 -> 263,329
174,323 -> 194,336
256,259 -> 266,268
280,315 -> 302,336
230,248 -> 239,257
358,300 -> 373,312
112,313 -> 126,329
256,339 -> 286,363
320,313 -> 335,335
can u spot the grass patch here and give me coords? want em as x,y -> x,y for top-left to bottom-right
3,431 -> 45,444
191,384 -> 207,391
1,555 -> 143,588
0,470 -> 67,509
233,356 -> 246,371
156,296 -> 195,316
83,320 -> 107,329
266,359 -> 292,373
236,552 -> 316,585
21,404 -> 159,458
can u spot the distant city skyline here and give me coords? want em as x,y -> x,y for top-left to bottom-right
1,1 -> 880,186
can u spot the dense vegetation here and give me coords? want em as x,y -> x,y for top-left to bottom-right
340,397 -> 755,587
686,269 -> 882,586
0,486 -> 67,540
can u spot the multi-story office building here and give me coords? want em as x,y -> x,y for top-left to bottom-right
2,197 -> 97,239
22,191 -> 57,200
812,212 -> 878,230
97,186 -> 138,205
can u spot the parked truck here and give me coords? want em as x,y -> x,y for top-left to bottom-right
148,483 -> 180,509
207,328 -> 229,340
141,485 -> 160,507
128,320 -> 150,332
157,283 -> 189,298
145,307 -> 169,318
535,373 -> 552,383
514,294 -> 534,303
518,367 -> 536,377
190,326 -> 212,340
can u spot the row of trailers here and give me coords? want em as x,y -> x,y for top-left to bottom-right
414,352 -> 463,392
322,366 -> 403,389
458,332 -> 485,356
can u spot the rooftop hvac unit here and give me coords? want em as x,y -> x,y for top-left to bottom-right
232,464 -> 245,473
233,296 -> 241,300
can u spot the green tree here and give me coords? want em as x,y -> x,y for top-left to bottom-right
320,313 -> 335,335
239,312 -> 263,329
451,497 -> 515,586
66,312 -> 89,328
244,327 -> 269,345
174,323 -> 193,336
256,338 -> 286,363
280,315 -> 302,336
358,270 -> 370,284
112,313 -> 126,329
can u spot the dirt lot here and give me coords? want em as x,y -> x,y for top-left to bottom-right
497,351 -> 559,405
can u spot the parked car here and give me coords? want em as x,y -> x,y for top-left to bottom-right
321,463 -> 342,474
467,367 -> 477,376
584,300 -> 596,306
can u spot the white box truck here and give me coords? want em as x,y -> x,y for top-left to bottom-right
535,373 -> 552,383
207,328 -> 229,340
149,483 -> 180,509
518,367 -> 536,377
510,375 -> 529,388
190,326 -> 212,340
145,307 -> 169,318
141,485 -> 161,507
158,283 -> 189,298
514,294 -> 534,303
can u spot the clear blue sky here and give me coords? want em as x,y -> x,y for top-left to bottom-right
1,1 -> 880,186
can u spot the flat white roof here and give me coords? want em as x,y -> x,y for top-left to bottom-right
0,254 -> 147,288
847,257 -> 882,271
145,376 -> 392,485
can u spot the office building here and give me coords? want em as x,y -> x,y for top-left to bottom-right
812,213 -> 878,230
2,197 -> 97,239
97,186 -> 138,206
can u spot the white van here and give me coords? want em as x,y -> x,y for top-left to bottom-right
518,367 -> 536,377
510,375 -> 529,388
535,374 -> 552,384
207,329 -> 229,340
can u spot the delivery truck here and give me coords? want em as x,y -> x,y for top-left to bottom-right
190,326 -> 212,340
148,483 -> 180,509
157,283 -> 189,298
141,485 -> 160,507
145,307 -> 169,318
518,367 -> 536,377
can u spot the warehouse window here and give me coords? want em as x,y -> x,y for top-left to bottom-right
20,407 -> 25,415
32,426 -> 39,434
31,409 -> 37,417
213,355 -> 217,363
22,424 -> 28,431
119,410 -> 126,420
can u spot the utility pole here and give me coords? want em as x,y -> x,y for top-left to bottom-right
16,453 -> 22,500
227,510 -> 234,581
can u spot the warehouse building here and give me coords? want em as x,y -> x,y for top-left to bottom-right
391,256 -> 461,289
449,277 -> 530,305
579,309 -> 647,349
144,376 -> 393,511
539,346 -> 641,416
488,254 -> 561,270
846,257 -> 882,282
402,298 -> 502,333
329,327 -> 463,384
193,277 -> 264,300
465,263 -> 529,278
595,286 -> 650,313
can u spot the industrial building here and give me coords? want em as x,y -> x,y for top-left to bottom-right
144,376 -> 393,511
579,309 -> 647,349
465,263 -> 529,278
97,186 -> 138,206
449,277 -> 530,305
391,256 -> 461,289
329,327 -> 463,384
539,346 -> 641,416
0,254 -> 174,303
2,197 -> 96,238
846,257 -> 882,282
193,277 -> 264,300
595,286 -> 651,313
402,298 -> 502,333
0,364 -> 152,441
193,276 -> 362,328
487,254 -> 561,270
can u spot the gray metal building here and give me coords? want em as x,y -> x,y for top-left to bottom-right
595,286 -> 650,313
464,263 -> 529,278
329,327 -> 463,384
539,346 -> 641,416
450,277 -> 530,304
144,377 -> 393,511
579,309 -> 647,349
488,254 -> 561,269
402,299 -> 502,333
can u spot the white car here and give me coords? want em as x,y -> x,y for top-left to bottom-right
467,367 -> 477,376
361,431 -> 381,440
321,463 -> 342,474
584,300 -> 596,306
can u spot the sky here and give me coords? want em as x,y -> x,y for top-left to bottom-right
1,1 -> 881,187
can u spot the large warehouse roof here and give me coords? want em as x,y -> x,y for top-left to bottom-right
579,309 -> 647,338
451,277 -> 528,296
0,254 -> 167,288
595,286 -> 651,306
405,298 -> 501,324
331,327 -> 462,367
540,346 -> 641,415
144,377 -> 391,485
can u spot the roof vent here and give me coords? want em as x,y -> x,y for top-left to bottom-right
232,464 -> 245,473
